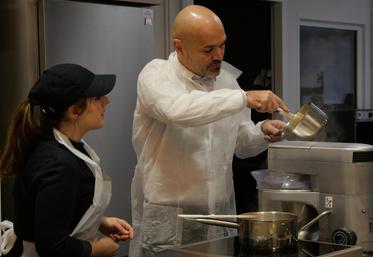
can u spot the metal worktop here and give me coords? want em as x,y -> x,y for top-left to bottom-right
156,235 -> 363,257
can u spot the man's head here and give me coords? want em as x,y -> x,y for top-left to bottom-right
172,5 -> 226,77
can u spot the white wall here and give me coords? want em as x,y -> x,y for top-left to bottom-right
275,0 -> 371,111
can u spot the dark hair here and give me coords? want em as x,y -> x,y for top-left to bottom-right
0,98 -> 87,177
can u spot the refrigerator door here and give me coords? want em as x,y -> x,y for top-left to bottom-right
44,0 -> 155,254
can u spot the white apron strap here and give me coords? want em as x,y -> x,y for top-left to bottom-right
53,129 -> 112,241
0,220 -> 17,256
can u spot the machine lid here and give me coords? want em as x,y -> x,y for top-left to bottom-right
269,141 -> 373,152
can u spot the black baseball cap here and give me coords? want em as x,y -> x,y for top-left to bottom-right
28,63 -> 116,113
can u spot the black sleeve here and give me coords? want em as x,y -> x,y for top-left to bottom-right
32,157 -> 92,257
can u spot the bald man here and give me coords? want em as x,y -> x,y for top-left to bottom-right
129,5 -> 287,257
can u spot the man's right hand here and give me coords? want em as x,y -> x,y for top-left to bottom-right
245,90 -> 288,113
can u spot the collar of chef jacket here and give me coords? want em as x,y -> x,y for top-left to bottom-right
169,52 -> 242,92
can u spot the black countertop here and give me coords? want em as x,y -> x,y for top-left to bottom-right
156,236 -> 363,257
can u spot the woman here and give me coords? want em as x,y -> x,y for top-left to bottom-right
0,64 -> 134,257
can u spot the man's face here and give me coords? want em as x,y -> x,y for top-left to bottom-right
180,27 -> 226,77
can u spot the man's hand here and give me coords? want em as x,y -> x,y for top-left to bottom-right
245,90 -> 288,113
261,119 -> 286,142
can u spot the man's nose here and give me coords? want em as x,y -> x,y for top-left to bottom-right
213,47 -> 224,61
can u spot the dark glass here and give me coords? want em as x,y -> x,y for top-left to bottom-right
300,26 -> 356,111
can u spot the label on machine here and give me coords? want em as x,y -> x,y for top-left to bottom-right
325,196 -> 333,208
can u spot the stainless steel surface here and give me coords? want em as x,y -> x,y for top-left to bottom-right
184,210 -> 332,245
282,102 -> 328,140
239,212 -> 297,253
155,235 -> 364,257
267,141 -> 373,194
259,141 -> 373,252
0,0 -> 40,222
181,211 -> 298,252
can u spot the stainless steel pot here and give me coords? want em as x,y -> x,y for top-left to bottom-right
277,102 -> 328,140
179,210 -> 332,253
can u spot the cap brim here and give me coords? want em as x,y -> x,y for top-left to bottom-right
83,74 -> 116,97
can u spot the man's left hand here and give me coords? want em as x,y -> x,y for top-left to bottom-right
261,119 -> 286,142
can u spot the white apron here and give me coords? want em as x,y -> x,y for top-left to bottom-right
1,129 -> 112,257
0,220 -> 16,256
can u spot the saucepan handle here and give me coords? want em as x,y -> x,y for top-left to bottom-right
299,209 -> 332,232
276,107 -> 295,120
185,218 -> 239,229
297,209 -> 332,241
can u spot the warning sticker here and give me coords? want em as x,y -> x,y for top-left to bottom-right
325,196 -> 333,208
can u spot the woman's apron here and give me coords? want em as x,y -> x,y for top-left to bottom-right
0,220 -> 16,256
0,129 -> 112,257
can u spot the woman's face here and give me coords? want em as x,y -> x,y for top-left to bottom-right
78,96 -> 110,132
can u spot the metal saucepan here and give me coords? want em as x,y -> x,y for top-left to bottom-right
277,102 -> 328,140
179,210 -> 332,253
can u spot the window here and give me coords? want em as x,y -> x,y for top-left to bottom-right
300,26 -> 356,110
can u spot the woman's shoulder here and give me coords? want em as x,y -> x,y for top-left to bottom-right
35,134 -> 78,162
25,134 -> 85,178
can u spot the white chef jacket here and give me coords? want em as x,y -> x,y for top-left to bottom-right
129,52 -> 268,257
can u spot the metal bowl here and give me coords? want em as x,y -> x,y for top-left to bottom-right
283,102 -> 328,140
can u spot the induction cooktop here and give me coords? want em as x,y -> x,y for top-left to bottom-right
156,236 -> 363,257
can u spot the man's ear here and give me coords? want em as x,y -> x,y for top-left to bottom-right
173,38 -> 183,55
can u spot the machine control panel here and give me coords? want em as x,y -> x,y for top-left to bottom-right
356,110 -> 373,122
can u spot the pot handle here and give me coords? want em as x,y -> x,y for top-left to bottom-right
297,209 -> 332,240
192,218 -> 239,229
299,209 -> 332,232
